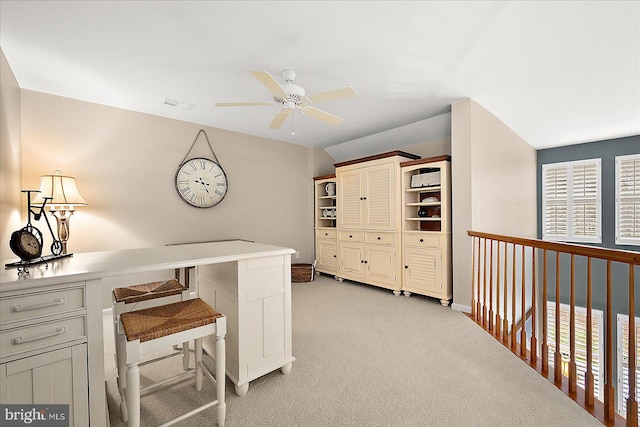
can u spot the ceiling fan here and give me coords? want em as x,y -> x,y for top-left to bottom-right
215,70 -> 357,130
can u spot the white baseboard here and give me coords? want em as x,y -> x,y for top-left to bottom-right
451,303 -> 472,314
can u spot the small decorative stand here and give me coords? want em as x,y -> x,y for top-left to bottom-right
5,190 -> 72,274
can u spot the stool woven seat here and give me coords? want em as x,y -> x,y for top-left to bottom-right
113,278 -> 187,304
120,298 -> 223,343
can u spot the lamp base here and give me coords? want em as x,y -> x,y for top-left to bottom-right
51,209 -> 74,254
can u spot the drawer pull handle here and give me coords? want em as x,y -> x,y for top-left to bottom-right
10,298 -> 66,313
11,327 -> 67,345
419,239 -> 424,243
377,237 -> 381,240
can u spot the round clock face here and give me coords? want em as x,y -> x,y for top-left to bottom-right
9,226 -> 43,261
175,157 -> 228,208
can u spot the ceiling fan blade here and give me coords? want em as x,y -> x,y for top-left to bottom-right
306,86 -> 357,104
251,71 -> 288,97
301,106 -> 343,125
268,108 -> 292,129
215,102 -> 272,107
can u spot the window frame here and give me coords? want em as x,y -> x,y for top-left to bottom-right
542,158 -> 602,244
615,153 -> 640,246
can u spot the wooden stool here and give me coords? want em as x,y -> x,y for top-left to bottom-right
120,298 -> 226,427
112,279 -> 190,421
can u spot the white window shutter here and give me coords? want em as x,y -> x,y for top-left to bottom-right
572,162 -> 600,240
543,164 -> 568,239
617,314 -> 640,418
616,155 -> 640,245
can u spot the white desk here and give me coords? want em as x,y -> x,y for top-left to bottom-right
1,241 -> 296,426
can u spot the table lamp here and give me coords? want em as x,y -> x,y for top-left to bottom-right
33,170 -> 87,254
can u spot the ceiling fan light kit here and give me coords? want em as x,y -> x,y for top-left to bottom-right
216,70 -> 357,130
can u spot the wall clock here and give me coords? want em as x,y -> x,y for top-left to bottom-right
175,129 -> 228,208
175,157 -> 228,208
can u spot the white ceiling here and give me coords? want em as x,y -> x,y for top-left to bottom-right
1,1 -> 638,151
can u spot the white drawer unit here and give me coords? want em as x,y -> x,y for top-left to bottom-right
0,283 -> 89,426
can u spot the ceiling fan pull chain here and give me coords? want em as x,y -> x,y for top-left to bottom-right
179,129 -> 220,165
291,110 -> 295,136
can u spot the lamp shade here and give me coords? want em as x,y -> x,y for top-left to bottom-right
33,172 -> 88,209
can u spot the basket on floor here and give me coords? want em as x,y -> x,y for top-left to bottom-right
291,263 -> 314,282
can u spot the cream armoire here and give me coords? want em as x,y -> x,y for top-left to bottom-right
314,152 -> 452,306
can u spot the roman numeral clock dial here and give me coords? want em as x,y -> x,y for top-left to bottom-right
175,157 -> 228,208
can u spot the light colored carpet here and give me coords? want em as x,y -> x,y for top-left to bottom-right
104,275 -> 602,426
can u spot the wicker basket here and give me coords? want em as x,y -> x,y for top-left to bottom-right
291,263 -> 314,283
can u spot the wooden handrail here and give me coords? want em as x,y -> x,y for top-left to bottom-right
467,230 -> 639,427
468,231 -> 640,264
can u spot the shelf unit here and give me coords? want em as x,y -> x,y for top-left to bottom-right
400,155 -> 452,305
403,184 -> 446,232
314,174 -> 338,276
315,175 -> 337,227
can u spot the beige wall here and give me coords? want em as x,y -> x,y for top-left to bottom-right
0,49 -> 23,262
451,99 -> 537,312
18,90 -> 329,264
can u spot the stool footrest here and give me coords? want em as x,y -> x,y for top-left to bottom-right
156,399 -> 220,427
138,349 -> 184,368
140,370 -> 194,395
198,360 -> 216,384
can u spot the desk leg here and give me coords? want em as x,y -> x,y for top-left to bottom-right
234,382 -> 249,396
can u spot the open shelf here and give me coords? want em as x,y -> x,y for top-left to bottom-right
315,178 -> 337,229
405,186 -> 441,193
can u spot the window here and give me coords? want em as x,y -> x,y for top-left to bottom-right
617,314 -> 640,418
616,154 -> 640,245
542,159 -> 601,243
547,302 -> 604,401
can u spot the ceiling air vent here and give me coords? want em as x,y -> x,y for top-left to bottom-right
162,98 -> 194,110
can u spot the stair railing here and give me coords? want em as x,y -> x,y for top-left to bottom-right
468,230 -> 640,427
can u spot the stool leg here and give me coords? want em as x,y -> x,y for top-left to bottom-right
195,338 -> 203,391
183,340 -> 190,370
125,362 -> 140,427
116,333 -> 128,422
216,334 -> 226,427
